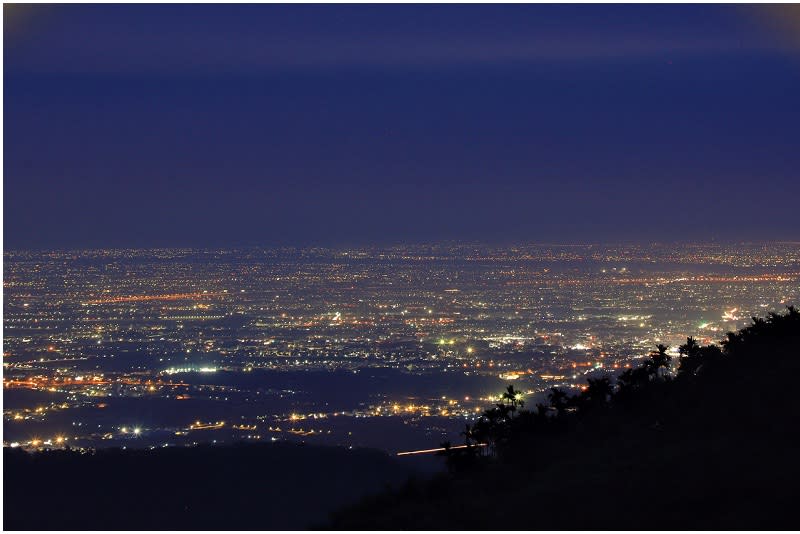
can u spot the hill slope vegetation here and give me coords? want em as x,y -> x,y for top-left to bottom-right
328,307 -> 800,529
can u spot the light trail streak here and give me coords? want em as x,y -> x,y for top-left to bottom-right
397,443 -> 487,456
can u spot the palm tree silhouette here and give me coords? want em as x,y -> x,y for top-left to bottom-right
679,337 -> 699,359
647,344 -> 671,378
501,385 -> 524,418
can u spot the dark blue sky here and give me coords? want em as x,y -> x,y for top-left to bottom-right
4,4 -> 800,248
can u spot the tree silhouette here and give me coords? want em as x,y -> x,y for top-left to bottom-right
501,384 -> 524,417
679,337 -> 700,359
461,424 -> 473,447
405,305 -> 800,517
677,337 -> 699,374
584,376 -> 613,407
616,366 -> 650,394
677,337 -> 722,377
647,344 -> 671,378
547,388 -> 570,414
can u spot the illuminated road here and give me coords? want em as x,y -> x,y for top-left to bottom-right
86,292 -> 221,304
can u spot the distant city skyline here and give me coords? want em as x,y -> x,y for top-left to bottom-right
5,4 -> 800,248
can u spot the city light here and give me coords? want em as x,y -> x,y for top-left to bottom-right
2,244 -> 797,454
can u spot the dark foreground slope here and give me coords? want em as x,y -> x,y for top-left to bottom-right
3,442 -> 412,530
329,308 -> 800,530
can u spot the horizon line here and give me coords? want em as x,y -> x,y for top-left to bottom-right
4,240 -> 800,254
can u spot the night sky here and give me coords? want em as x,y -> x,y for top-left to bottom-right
4,4 -> 800,249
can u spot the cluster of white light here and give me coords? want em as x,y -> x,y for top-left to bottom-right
163,366 -> 217,374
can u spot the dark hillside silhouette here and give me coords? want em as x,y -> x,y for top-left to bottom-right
3,443 -> 412,530
329,307 -> 800,529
